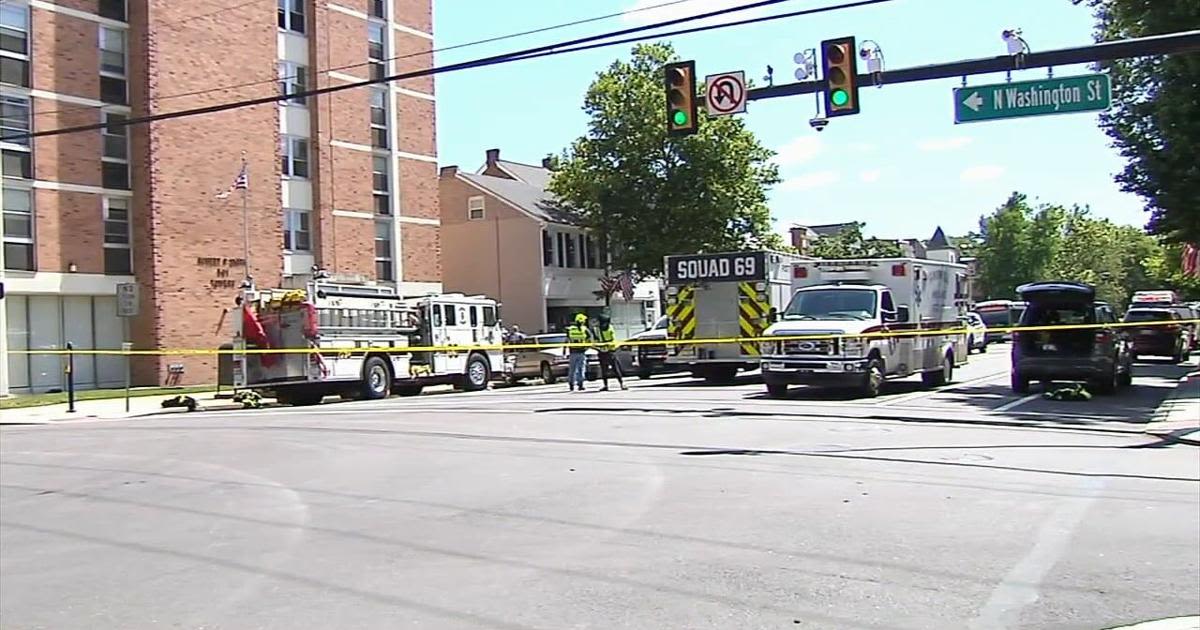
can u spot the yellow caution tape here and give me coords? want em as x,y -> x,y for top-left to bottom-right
9,319 -> 1198,356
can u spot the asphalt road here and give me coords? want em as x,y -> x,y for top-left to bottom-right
2,348 -> 1198,629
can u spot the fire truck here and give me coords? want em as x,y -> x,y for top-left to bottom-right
663,250 -> 805,383
231,280 -> 505,405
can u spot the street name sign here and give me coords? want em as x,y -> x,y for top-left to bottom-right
704,71 -> 747,116
953,73 -> 1111,124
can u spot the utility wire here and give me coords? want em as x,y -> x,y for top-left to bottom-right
9,0 -> 894,142
29,0 -> 702,120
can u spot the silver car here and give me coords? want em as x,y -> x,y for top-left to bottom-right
504,333 -> 599,384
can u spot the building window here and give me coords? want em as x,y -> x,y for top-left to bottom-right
99,0 -> 127,21
467,196 -> 484,221
2,95 -> 31,180
372,156 -> 390,215
368,22 -> 386,81
369,87 -> 388,149
369,0 -> 386,18
283,208 -> 310,251
1,95 -> 30,147
585,235 -> 599,269
281,135 -> 309,178
555,232 -> 566,267
565,232 -> 578,268
278,62 -> 307,106
102,162 -> 129,190
374,221 -> 393,281
103,197 -> 131,274
102,112 -> 128,160
542,230 -> 553,266
0,3 -> 29,88
3,187 -> 33,271
278,0 -> 305,34
99,26 -> 127,105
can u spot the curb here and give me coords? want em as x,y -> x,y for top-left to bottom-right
1144,370 -> 1200,446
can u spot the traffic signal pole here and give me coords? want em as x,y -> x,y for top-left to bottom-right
738,30 -> 1200,103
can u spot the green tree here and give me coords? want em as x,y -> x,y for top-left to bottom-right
1044,208 -> 1129,306
1074,0 -> 1200,243
1145,242 -> 1200,301
974,192 -> 1065,299
807,222 -> 901,259
548,43 -> 782,277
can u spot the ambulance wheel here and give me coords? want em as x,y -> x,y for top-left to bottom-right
703,366 -> 739,385
463,353 -> 490,391
361,356 -> 392,400
766,383 -> 789,399
858,358 -> 884,398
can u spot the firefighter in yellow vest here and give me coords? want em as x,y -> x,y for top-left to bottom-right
566,313 -> 592,391
596,315 -> 626,391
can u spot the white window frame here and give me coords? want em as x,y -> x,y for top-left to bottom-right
101,110 -> 128,162
277,0 -> 305,34
2,185 -> 34,271
0,2 -> 30,88
281,135 -> 309,178
1,94 -> 32,181
98,25 -> 128,105
278,61 -> 307,107
374,220 -> 393,281
102,196 -> 131,274
467,196 -> 485,221
367,21 -> 387,81
372,155 -> 390,215
283,207 -> 311,252
369,86 -> 388,149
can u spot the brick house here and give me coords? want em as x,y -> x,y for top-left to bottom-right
0,0 -> 439,394
439,149 -> 660,337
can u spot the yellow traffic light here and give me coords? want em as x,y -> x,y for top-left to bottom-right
821,37 -> 860,117
664,60 -> 698,136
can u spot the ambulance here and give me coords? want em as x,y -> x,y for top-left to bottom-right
759,257 -> 970,398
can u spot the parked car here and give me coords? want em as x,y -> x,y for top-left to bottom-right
503,333 -> 599,384
963,312 -> 989,353
1123,307 -> 1190,363
1010,281 -> 1133,394
619,316 -> 687,379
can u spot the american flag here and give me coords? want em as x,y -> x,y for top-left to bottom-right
619,272 -> 635,302
216,161 -> 248,199
599,275 -> 618,297
1183,243 -> 1199,277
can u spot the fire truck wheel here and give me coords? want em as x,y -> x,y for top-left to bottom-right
463,354 -> 490,391
361,356 -> 392,400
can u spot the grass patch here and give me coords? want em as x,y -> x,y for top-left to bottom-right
0,385 -> 217,410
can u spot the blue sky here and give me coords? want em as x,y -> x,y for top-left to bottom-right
432,0 -> 1146,241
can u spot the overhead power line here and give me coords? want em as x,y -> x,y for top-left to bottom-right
8,0 -> 893,141
30,0 -> 704,120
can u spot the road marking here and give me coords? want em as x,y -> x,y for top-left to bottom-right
969,478 -> 1103,630
992,393 -> 1041,413
878,370 -> 1009,406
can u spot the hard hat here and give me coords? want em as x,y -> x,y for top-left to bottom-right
575,313 -> 588,323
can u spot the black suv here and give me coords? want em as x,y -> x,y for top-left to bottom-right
1123,307 -> 1190,363
1010,282 -> 1134,394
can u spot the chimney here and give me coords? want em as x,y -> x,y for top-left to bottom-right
485,148 -> 500,166
541,156 -> 554,170
439,165 -> 458,178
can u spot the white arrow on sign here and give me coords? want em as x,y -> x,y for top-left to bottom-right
963,91 -> 984,112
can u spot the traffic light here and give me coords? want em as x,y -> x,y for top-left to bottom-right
664,60 -> 698,136
820,36 -> 860,117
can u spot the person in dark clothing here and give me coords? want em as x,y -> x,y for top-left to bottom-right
595,316 -> 626,391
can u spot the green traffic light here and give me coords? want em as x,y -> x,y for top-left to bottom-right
830,89 -> 849,107
673,110 -> 689,126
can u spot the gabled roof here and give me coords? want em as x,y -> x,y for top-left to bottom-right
493,160 -> 552,189
457,172 -> 581,226
927,226 -> 952,250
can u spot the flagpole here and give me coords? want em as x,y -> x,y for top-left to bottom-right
239,152 -> 251,288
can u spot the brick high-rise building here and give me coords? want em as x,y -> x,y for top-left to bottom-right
0,0 -> 440,395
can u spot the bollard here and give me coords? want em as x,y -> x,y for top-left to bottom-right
66,342 -> 76,413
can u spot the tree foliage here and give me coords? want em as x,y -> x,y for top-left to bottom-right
547,43 -> 782,277
974,191 -> 1179,308
1073,0 -> 1200,243
807,223 -> 902,259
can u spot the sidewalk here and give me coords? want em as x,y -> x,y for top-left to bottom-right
1144,368 -> 1200,446
0,391 -> 244,425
